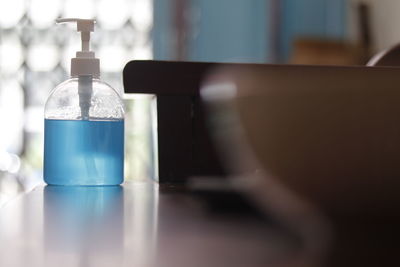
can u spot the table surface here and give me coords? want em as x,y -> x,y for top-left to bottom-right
0,181 -> 300,267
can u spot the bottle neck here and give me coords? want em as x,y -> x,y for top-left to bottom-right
71,74 -> 100,79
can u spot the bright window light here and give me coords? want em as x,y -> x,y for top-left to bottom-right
0,33 -> 24,75
97,0 -> 129,30
27,43 -> 60,72
132,45 -> 153,60
98,44 -> 128,73
29,0 -> 61,28
64,0 -> 95,19
0,0 -> 25,29
132,0 -> 153,32
0,79 -> 24,153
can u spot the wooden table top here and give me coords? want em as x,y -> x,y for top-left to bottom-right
0,181 -> 300,267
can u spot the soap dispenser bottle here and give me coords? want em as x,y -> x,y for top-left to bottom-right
44,18 -> 124,186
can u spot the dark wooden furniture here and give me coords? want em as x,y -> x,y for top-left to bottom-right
123,60 -> 230,183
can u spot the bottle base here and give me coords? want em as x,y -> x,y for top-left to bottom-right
44,178 -> 124,187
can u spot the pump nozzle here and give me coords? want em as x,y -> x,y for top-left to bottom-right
56,18 -> 100,77
56,18 -> 100,121
56,18 -> 94,52
56,18 -> 95,31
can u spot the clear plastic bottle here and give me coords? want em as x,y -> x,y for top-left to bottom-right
43,19 -> 124,185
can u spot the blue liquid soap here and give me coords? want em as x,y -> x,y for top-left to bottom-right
44,119 -> 124,185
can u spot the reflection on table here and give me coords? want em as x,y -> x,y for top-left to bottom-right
0,181 -> 303,267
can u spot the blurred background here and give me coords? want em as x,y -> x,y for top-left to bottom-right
0,0 -> 399,204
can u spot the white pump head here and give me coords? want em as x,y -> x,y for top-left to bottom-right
56,18 -> 100,77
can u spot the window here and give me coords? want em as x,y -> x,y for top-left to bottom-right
0,0 -> 154,202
